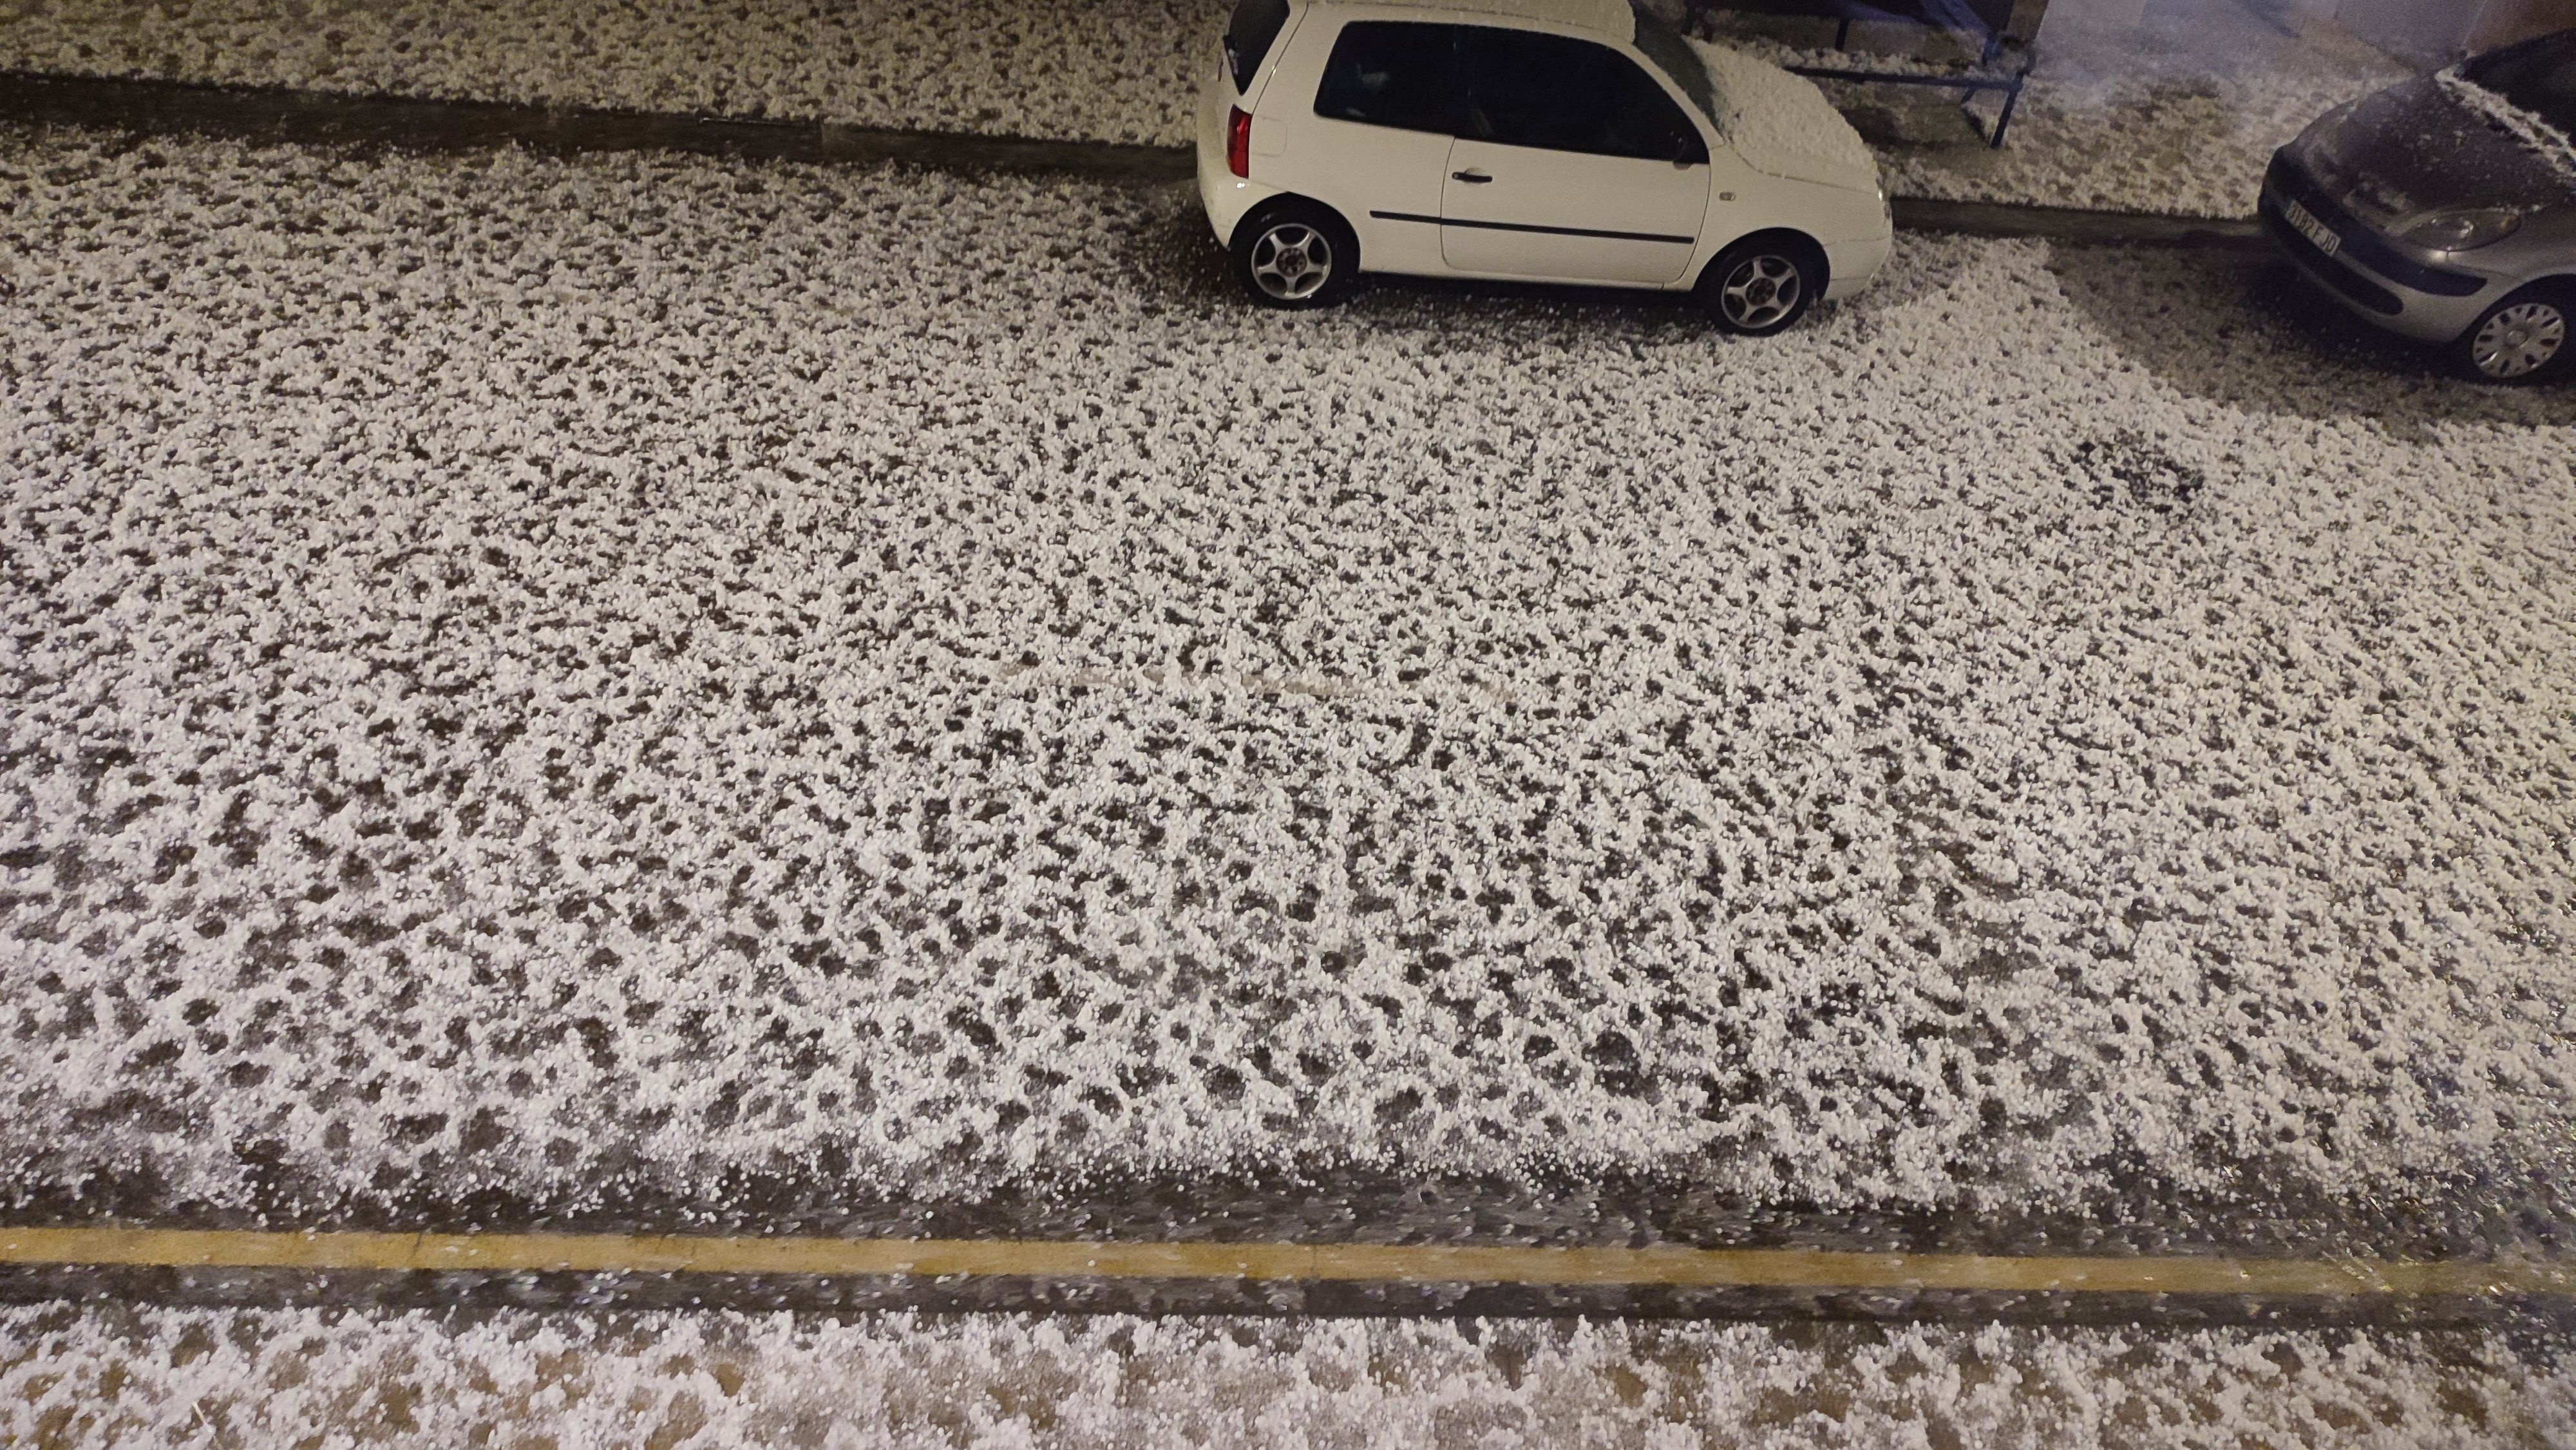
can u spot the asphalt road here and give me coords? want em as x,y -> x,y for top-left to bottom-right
2,119 -> 2572,1327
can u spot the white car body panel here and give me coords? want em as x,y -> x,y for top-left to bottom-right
1196,0 -> 1892,302
1197,2 -> 1307,245
1296,118 -> 1457,274
1438,138 -> 1711,285
1821,231 -> 1892,301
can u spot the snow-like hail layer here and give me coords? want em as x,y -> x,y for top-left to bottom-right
6,1303 -> 2572,1448
0,0 -> 1217,147
0,0 -> 2412,218
3,130 -> 2574,1226
2434,64 -> 2576,189
1687,4 -> 2425,220
1690,39 -> 1880,192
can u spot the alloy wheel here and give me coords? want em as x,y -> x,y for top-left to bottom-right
1719,254 -> 1803,331
1248,223 -> 1333,302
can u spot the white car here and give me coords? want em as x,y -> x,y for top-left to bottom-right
1197,0 -> 1893,333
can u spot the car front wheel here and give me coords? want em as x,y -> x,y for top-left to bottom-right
1231,202 -> 1358,310
1700,235 -> 1826,337
2455,285 -> 2571,384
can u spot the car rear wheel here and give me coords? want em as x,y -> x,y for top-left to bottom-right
1231,201 -> 1358,310
2455,285 -> 2571,384
1700,235 -> 1825,337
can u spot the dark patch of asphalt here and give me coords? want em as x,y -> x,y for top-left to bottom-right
1889,196 -> 2264,250
8,1154 -> 2564,1266
0,70 -> 2268,250
0,70 -> 1193,183
8,1262 -> 2566,1334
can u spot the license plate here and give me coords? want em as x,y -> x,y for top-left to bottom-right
2282,198 -> 2339,257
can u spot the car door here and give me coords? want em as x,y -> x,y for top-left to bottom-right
1302,20 -> 1464,276
1441,26 -> 1711,285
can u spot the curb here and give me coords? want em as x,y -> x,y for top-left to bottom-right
1,70 -> 2268,249
0,70 -> 1195,185
1893,196 -> 2265,250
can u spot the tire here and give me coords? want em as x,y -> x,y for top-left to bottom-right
2452,283 -> 2573,384
1229,200 -> 1358,310
1699,234 -> 1826,337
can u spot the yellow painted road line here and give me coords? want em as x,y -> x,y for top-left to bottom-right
1,1227 -> 2570,1299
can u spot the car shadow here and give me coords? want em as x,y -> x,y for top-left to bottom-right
1128,192 -> 2576,428
1126,193 -> 1783,342
2044,243 -> 2576,432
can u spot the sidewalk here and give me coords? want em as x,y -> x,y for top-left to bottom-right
0,67 -> 2262,248
0,0 -> 2418,219
0,0 -> 1215,147
1698,1 -> 2414,216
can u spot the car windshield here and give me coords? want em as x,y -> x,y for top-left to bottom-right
2461,29 -> 2576,132
1629,3 -> 1721,128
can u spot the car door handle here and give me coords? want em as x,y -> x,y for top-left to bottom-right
1450,170 -> 1492,184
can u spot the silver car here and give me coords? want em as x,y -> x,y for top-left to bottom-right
2261,29 -> 2576,384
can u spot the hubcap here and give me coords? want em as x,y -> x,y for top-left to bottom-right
1249,223 -> 1332,301
2470,301 -> 2566,379
1720,254 -> 1803,330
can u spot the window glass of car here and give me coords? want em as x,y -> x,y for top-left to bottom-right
1629,7 -> 1719,129
1225,0 -> 1293,93
2462,30 -> 2576,133
1456,26 -> 1707,163
1313,21 -> 1464,133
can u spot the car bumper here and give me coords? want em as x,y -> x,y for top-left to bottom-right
1197,146 -> 1279,249
1822,226 -> 1892,301
1194,62 -> 1277,247
2258,151 -> 2509,344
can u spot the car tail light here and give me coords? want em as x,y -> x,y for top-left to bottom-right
1226,106 -> 1252,179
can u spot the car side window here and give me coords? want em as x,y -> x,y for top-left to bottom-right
1312,21 -> 1463,135
1456,27 -> 1707,164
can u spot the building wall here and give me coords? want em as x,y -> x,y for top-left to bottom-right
2040,0 -> 2573,58
2465,0 -> 2576,50
2306,0 -> 2573,59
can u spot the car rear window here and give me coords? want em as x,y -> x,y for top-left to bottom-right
1226,0 -> 1292,94
1313,21 -> 1463,135
2463,29 -> 2576,133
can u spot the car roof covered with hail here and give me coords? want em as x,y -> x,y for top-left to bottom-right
1338,0 -> 1636,42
